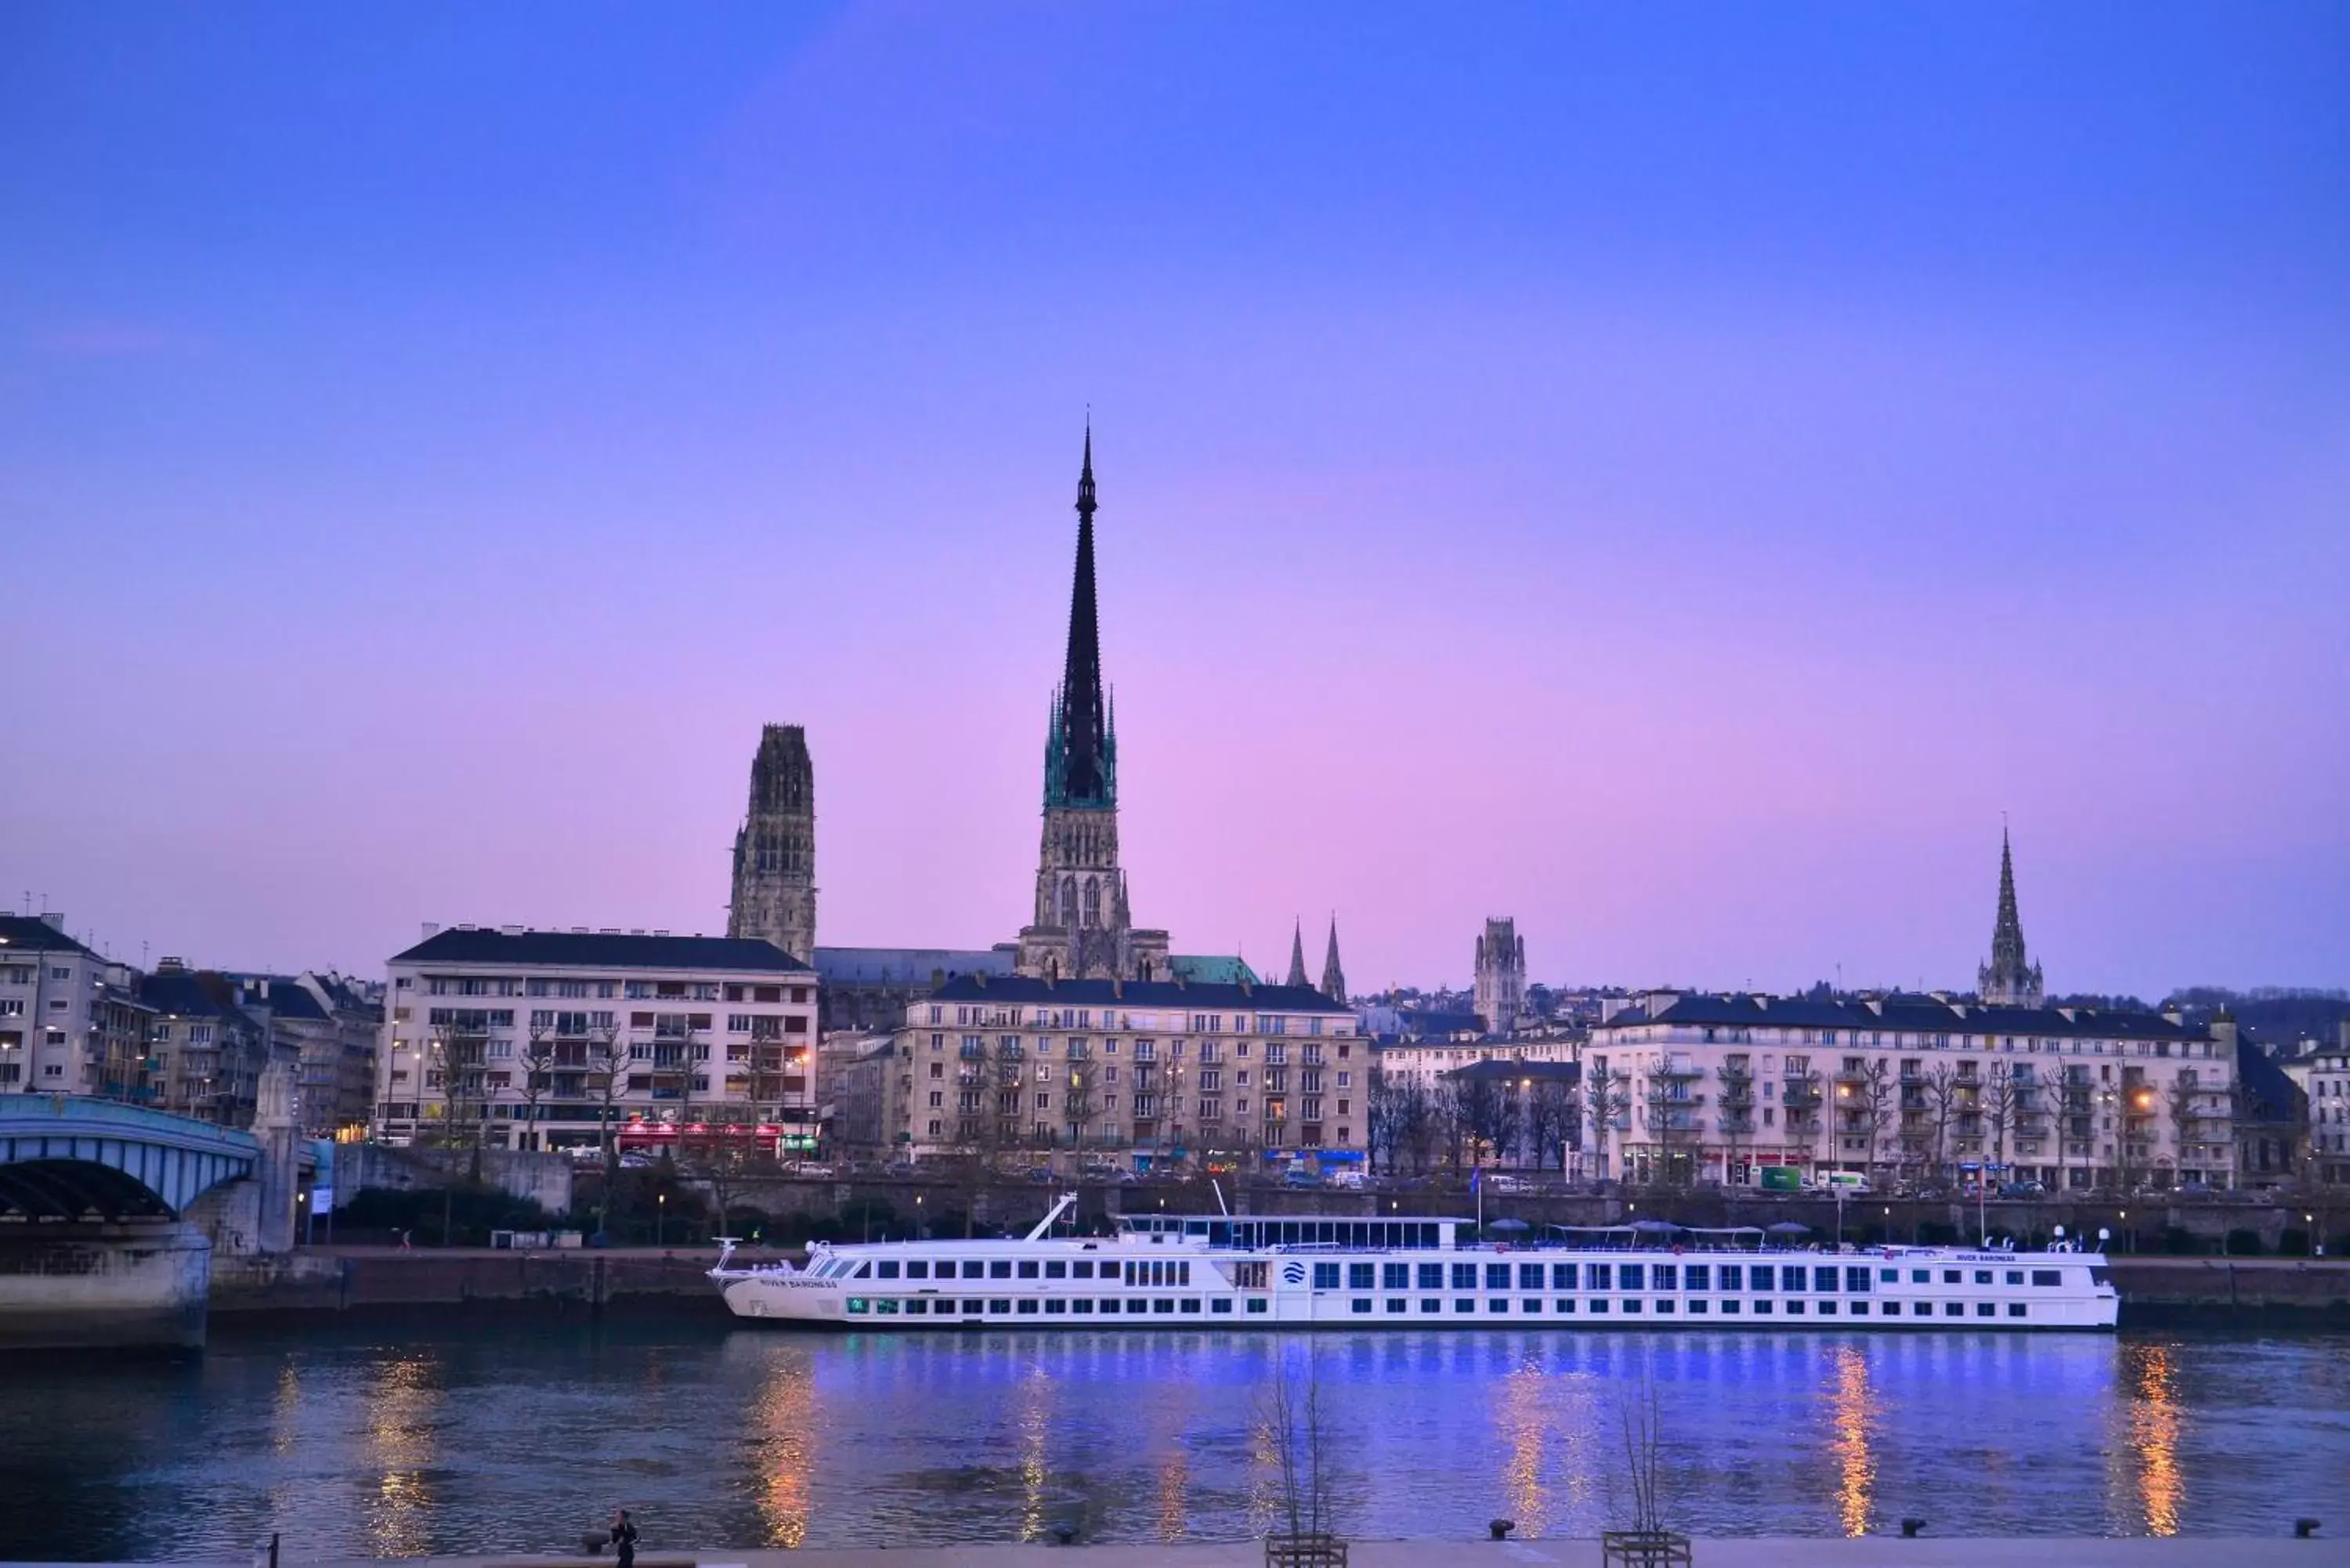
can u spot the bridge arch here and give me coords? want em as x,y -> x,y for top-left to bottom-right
0,1097 -> 260,1219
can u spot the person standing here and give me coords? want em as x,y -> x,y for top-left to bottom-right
610,1508 -> 639,1568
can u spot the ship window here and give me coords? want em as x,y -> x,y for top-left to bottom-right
1589,1299 -> 1609,1313
1620,1264 -> 1646,1290
2088,1266 -> 2110,1287
1814,1300 -> 1832,1314
1152,1261 -> 1166,1287
1943,1302 -> 1964,1317
962,1299 -> 983,1313
1383,1263 -> 1410,1289
2005,1270 -> 2024,1285
1846,1266 -> 1875,1293
1943,1269 -> 1961,1284
1879,1268 -> 1898,1283
1129,1299 -> 1149,1314
1553,1264 -> 1576,1289
1018,1260 -> 1039,1279
852,1261 -> 873,1280
1973,1270 -> 1993,1285
1455,1298 -> 1475,1313
1314,1263 -> 1340,1289
1213,1299 -> 1233,1313
1589,1263 -> 1614,1290
1152,1299 -> 1174,1314
1654,1265 -> 1677,1291
1752,1299 -> 1772,1314
1719,1265 -> 1743,1291
1976,1302 -> 1996,1317
1072,1260 -> 1094,1279
1688,1299 -> 1708,1313
1784,1300 -> 1803,1314
906,1261 -> 928,1280
990,1299 -> 1012,1314
1452,1263 -> 1477,1289
1749,1268 -> 1773,1293
1720,1299 -> 1740,1314
1350,1263 -> 1375,1289
846,1298 -> 869,1314
1419,1299 -> 1441,1313
1486,1263 -> 1510,1290
1180,1298 -> 1201,1313
1556,1298 -> 1576,1313
1386,1298 -> 1407,1313
1685,1265 -> 1711,1291
1623,1299 -> 1643,1313
1912,1302 -> 1931,1317
1419,1263 -> 1444,1289
964,1261 -> 986,1279
1351,1299 -> 1372,1313
1043,1299 -> 1065,1313
877,1261 -> 900,1280
1017,1299 -> 1039,1314
990,1260 -> 1012,1280
876,1299 -> 898,1314
1247,1299 -> 1268,1313
1813,1267 -> 1837,1293
1911,1269 -> 1931,1283
905,1299 -> 927,1315
1180,1263 -> 1191,1285
2008,1302 -> 2027,1317
1520,1263 -> 1545,1290
2033,1270 -> 2063,1287
1657,1299 -> 1676,1313
1045,1260 -> 1067,1279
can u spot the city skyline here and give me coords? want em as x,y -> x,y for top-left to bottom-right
6,5 -> 2346,997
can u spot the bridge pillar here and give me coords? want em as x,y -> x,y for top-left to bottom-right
252,1064 -> 301,1255
0,1219 -> 210,1352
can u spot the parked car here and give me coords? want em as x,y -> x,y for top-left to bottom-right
2000,1180 -> 2046,1198
1323,1169 -> 1368,1190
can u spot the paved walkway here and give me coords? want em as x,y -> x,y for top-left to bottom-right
54,1537 -> 2349,1568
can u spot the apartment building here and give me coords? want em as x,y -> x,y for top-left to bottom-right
374,925 -> 819,1152
893,974 -> 1361,1162
1586,992 -> 2235,1191
0,913 -> 153,1099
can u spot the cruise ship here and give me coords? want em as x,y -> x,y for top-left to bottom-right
710,1194 -> 2120,1330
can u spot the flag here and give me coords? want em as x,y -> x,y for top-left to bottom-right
1470,1166 -> 1480,1193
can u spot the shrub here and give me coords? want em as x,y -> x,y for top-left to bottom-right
2225,1228 -> 2264,1256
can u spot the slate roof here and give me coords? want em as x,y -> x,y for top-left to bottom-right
0,916 -> 99,959
813,946 -> 1016,985
2236,1036 -> 2305,1123
1593,991 -> 2209,1042
392,927 -> 812,973
1440,1059 -> 1583,1086
926,973 -> 1353,1014
142,970 -> 259,1027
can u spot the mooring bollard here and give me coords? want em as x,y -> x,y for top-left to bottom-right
1050,1523 -> 1079,1545
1488,1519 -> 1515,1541
2296,1519 -> 2321,1539
1900,1519 -> 1926,1538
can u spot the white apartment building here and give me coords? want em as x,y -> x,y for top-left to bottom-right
1373,1034 -> 1579,1091
375,925 -> 819,1153
896,974 -> 1363,1164
1587,992 -> 2236,1191
2298,1023 -> 2350,1187
0,913 -> 151,1100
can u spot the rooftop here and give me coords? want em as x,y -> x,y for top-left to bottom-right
391,927 -> 812,974
926,972 -> 1352,1014
0,915 -> 98,959
1596,991 -> 2211,1042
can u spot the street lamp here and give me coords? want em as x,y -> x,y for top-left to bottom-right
657,1191 -> 667,1249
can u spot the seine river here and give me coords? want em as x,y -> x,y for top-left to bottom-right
7,1322 -> 2348,1560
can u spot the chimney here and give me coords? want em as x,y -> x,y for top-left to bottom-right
39,912 -> 65,931
2339,1020 -> 2350,1053
2211,1013 -> 2239,1058
157,956 -> 187,975
421,922 -> 441,940
501,924 -> 523,937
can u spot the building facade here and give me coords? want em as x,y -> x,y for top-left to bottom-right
1977,829 -> 2047,1006
1373,1033 -> 1581,1092
0,914 -> 138,1097
374,926 -> 819,1152
1474,917 -> 1528,1036
2297,1022 -> 2350,1186
728,724 -> 818,963
891,974 -> 1361,1162
1013,431 -> 1172,984
229,971 -> 382,1139
1586,992 -> 2234,1191
142,961 -> 278,1125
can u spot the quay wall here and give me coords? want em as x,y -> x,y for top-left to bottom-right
0,1219 -> 211,1352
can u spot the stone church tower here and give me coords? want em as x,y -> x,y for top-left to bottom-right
727,724 -> 816,962
1015,428 -> 1169,983
1319,917 -> 1348,1005
1474,916 -> 1527,1036
1976,827 -> 2045,1006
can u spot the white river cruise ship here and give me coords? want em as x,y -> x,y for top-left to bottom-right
711,1195 -> 2119,1331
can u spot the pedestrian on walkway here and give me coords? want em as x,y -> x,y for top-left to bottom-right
610,1508 -> 639,1568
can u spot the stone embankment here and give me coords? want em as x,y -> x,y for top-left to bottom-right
205,1246 -> 2350,1326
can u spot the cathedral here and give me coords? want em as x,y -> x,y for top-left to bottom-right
1014,428 -> 1173,983
1976,826 -> 2045,1006
726,723 -> 817,962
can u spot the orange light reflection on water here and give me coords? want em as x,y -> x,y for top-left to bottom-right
363,1355 -> 441,1560
2124,1343 -> 2182,1536
1828,1346 -> 1876,1537
752,1349 -> 819,1546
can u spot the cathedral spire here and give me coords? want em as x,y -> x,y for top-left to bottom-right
1285,919 -> 1309,988
1320,916 -> 1347,1004
1045,423 -> 1112,810
1978,825 -> 2044,1006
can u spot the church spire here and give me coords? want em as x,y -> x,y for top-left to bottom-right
1978,825 -> 2045,1006
1320,916 -> 1347,1004
1044,423 -> 1112,810
1285,919 -> 1309,988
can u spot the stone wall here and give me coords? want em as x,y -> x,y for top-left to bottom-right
338,1143 -> 574,1215
0,1219 -> 210,1350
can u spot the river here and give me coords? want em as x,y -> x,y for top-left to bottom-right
7,1322 -> 2347,1560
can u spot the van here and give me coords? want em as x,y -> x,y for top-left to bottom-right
1819,1170 -> 1868,1195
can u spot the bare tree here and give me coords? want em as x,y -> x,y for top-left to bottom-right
1367,1074 -> 1405,1176
1260,1348 -> 1336,1549
1923,1064 -> 1961,1187
1430,1078 -> 1470,1172
1716,1058 -> 1755,1183
1853,1059 -> 1895,1188
1062,1046 -> 1099,1151
1614,1371 -> 1670,1541
1461,1075 -> 1507,1170
587,1021 -> 631,1180
1586,1066 -> 1632,1184
1528,1078 -> 1579,1175
515,1023 -> 557,1152
1983,1063 -> 2022,1190
2164,1072 -> 2205,1185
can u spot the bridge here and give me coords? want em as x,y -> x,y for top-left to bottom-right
0,1086 -> 301,1353
0,1094 -> 261,1220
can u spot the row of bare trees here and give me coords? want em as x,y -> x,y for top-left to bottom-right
1365,1074 -> 1584,1174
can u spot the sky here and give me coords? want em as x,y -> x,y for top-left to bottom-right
3,2 -> 2347,999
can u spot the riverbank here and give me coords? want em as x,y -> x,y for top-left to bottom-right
40,1537 -> 2350,1568
205,1247 -> 2350,1327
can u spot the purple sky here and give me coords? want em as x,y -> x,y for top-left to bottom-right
5,4 -> 2346,999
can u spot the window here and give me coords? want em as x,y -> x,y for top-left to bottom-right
1485,1263 -> 1510,1290
1452,1263 -> 1478,1290
1719,1264 -> 1742,1291
1588,1263 -> 1612,1290
1653,1264 -> 1677,1291
1312,1263 -> 1340,1290
2032,1270 -> 2063,1287
1348,1263 -> 1375,1289
1383,1263 -> 1410,1290
1619,1263 -> 1645,1290
1418,1263 -> 1444,1289
1685,1265 -> 1710,1291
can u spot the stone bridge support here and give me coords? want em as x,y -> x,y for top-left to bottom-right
0,1219 -> 209,1351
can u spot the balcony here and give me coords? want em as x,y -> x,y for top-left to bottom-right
1782,1082 -> 1823,1111
1650,1060 -> 1704,1080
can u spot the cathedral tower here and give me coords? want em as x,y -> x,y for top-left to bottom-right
1474,916 -> 1527,1037
1320,917 -> 1348,1004
728,724 -> 816,961
1976,826 -> 2045,1006
1016,427 -> 1169,982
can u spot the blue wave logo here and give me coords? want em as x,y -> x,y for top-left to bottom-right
1282,1262 -> 1307,1285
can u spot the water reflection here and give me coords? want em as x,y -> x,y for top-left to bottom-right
362,1354 -> 443,1559
2123,1343 -> 2182,1536
1495,1355 -> 1553,1536
750,1346 -> 817,1546
1828,1345 -> 1876,1537
1015,1358 -> 1053,1541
